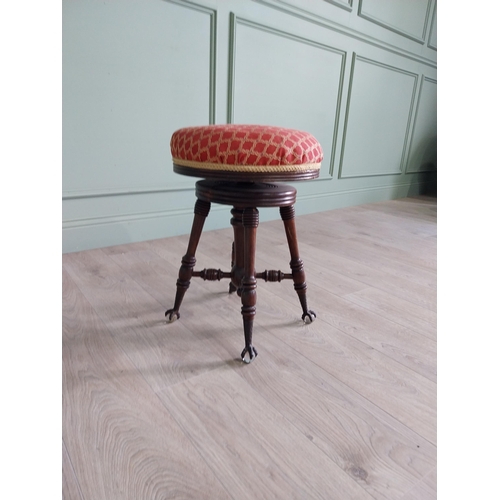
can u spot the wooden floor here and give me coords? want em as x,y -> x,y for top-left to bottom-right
62,196 -> 437,500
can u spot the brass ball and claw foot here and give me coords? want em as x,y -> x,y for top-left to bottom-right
302,310 -> 317,323
165,309 -> 180,322
241,345 -> 258,364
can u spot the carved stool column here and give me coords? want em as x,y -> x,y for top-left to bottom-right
240,207 -> 259,363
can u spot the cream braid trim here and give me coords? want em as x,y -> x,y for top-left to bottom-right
173,157 -> 321,172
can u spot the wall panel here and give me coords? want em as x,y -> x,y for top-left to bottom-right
256,0 -> 437,65
63,0 -> 215,195
339,56 -> 418,178
428,4 -> 437,50
229,16 -> 346,178
358,0 -> 432,43
62,0 -> 216,252
406,77 -> 437,174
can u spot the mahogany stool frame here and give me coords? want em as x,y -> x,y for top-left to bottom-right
165,178 -> 316,363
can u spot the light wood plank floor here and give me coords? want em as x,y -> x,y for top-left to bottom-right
62,196 -> 437,500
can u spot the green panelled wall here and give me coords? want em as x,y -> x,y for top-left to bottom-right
62,0 -> 437,253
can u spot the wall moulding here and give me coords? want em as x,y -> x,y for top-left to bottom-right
63,202 -> 228,229
338,53 -> 419,179
63,0 -> 217,198
62,180 -> 426,253
62,202 -> 229,254
166,0 -> 218,123
323,0 -> 353,12
427,3 -> 437,51
357,0 -> 433,44
252,0 -> 436,68
228,13 -> 346,180
283,179 -> 432,221
405,76 -> 437,175
62,184 -> 194,201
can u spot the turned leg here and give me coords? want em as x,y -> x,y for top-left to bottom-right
165,198 -> 211,321
280,205 -> 316,323
229,207 -> 245,295
229,242 -> 237,293
240,207 -> 259,363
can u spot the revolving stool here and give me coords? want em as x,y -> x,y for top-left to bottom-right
165,124 -> 322,363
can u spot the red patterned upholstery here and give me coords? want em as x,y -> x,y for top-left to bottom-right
170,124 -> 322,174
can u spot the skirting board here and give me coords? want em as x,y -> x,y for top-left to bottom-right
62,180 -> 430,253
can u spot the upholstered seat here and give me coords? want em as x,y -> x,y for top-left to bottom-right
165,124 -> 321,363
170,124 -> 322,181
